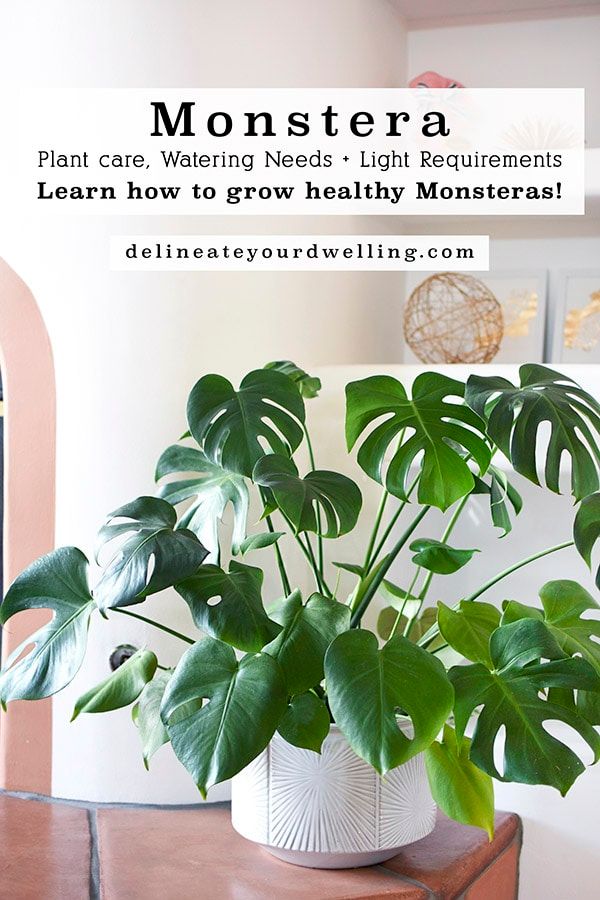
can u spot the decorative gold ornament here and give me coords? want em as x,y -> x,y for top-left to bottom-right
503,290 -> 538,338
404,272 -> 504,364
564,290 -> 600,351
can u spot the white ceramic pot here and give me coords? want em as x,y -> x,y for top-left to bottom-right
231,726 -> 436,869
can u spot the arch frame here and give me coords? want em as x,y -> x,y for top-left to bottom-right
0,257 -> 54,793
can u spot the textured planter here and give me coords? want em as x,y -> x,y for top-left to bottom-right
231,725 -> 436,869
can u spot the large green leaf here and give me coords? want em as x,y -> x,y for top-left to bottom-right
410,538 -> 478,575
503,580 -> 600,675
160,637 -> 287,797
176,561 -> 279,652
0,548 -> 95,703
466,365 -> 600,501
72,649 -> 157,719
155,444 -> 249,559
450,618 -> 600,794
438,600 -> 501,667
425,724 -> 495,839
346,372 -> 490,511
264,591 -> 350,695
264,360 -> 321,399
132,669 -> 172,768
325,630 -> 454,774
253,454 -> 362,538
472,464 -> 522,537
187,369 -> 305,477
277,691 -> 331,752
574,493 -> 600,588
94,497 -> 208,611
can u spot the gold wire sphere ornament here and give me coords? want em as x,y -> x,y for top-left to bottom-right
404,272 -> 504,364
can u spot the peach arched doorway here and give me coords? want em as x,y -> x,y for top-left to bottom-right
0,258 -> 54,794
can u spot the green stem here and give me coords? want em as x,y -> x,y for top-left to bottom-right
417,493 -> 470,606
278,508 -> 333,596
363,488 -> 389,572
304,533 -> 326,595
114,608 -> 195,645
304,424 -> 324,578
389,565 -> 422,640
367,474 -> 420,573
266,513 -> 291,596
462,540 -> 574,604
350,505 -> 430,627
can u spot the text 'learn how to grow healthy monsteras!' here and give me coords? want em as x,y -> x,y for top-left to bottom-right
3,361 -> 600,838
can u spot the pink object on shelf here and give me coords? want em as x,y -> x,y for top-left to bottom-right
409,70 -> 464,88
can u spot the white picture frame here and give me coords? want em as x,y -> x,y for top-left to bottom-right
552,270 -> 600,364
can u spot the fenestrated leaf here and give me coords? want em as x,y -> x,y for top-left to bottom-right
425,724 -> 495,839
264,360 -> 321,399
325,630 -> 454,774
0,548 -> 95,704
466,365 -> 600,501
187,369 -> 305,478
574,493 -> 600,588
72,649 -> 157,720
160,637 -> 287,797
155,444 -> 249,560
132,669 -> 172,768
264,591 -> 350,695
176,561 -> 280,652
450,618 -> 600,794
472,465 -> 522,537
438,601 -> 501,667
503,580 -> 600,676
94,497 -> 208,611
277,691 -> 330,752
346,372 -> 490,511
239,531 -> 285,555
253,454 -> 362,538
410,538 -> 478,575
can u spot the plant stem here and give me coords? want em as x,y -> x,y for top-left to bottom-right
367,474 -> 420,573
389,565 -> 422,640
462,540 -> 574,604
305,533 -> 326,595
350,505 -> 430,627
363,488 -> 389,571
266,513 -> 291,596
417,493 -> 470,606
303,423 -> 324,578
114,608 -> 195,645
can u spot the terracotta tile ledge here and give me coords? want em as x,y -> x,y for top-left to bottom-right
0,790 -> 521,899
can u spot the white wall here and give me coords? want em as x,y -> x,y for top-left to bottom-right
0,0 -> 408,803
408,13 -> 600,146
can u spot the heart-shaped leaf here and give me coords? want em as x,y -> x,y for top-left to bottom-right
176,561 -> 279,652
277,691 -> 331,752
472,465 -> 522,537
253,454 -> 362,538
187,369 -> 305,477
239,531 -> 285,555
132,669 -> 172,768
425,724 -> 495,839
160,637 -> 287,797
450,618 -> 600,794
503,580 -> 600,675
410,538 -> 478,575
0,548 -> 95,703
155,444 -> 249,560
438,601 -> 501,667
94,497 -> 208,611
264,591 -> 350,695
466,365 -> 600,501
574,493 -> 600,588
346,372 -> 490,511
264,360 -> 321,399
72,649 -> 157,720
325,629 -> 454,774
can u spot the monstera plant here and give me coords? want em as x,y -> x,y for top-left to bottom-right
3,361 -> 600,840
